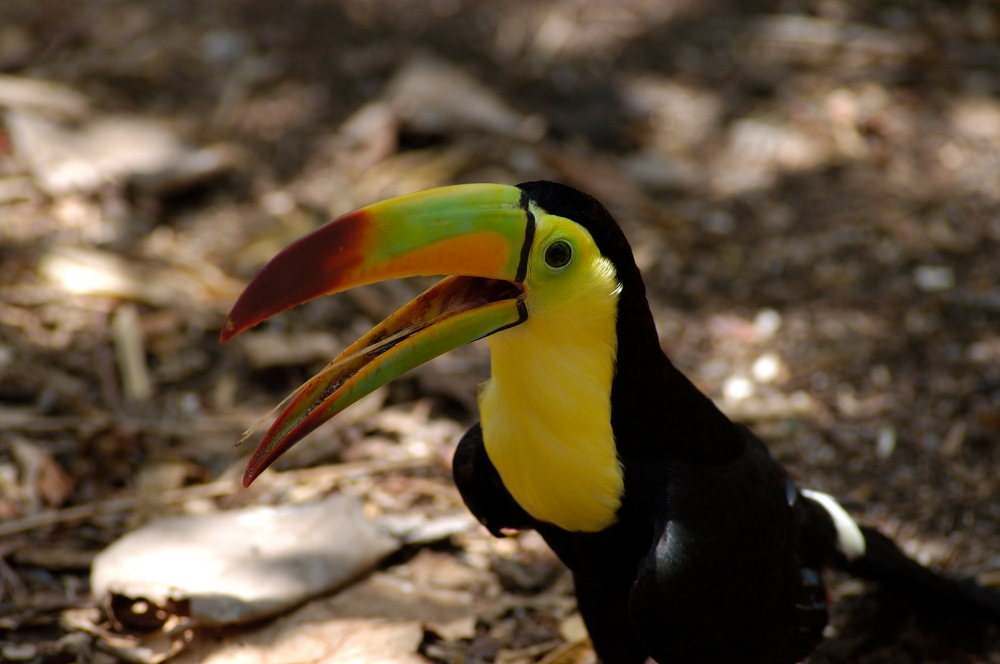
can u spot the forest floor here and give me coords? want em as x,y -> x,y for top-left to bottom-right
1,0 -> 1000,662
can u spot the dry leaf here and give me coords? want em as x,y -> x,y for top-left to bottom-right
427,615 -> 476,642
11,438 -> 73,509
0,74 -> 89,118
536,639 -> 597,664
91,494 -> 400,626
238,330 -> 342,369
176,604 -> 424,664
385,52 -> 545,141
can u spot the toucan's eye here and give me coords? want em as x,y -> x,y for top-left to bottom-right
544,240 -> 572,269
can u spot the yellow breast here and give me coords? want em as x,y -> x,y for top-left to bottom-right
478,239 -> 623,533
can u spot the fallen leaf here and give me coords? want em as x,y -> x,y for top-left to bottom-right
91,494 -> 400,626
557,614 -> 588,643
6,105 -> 236,198
385,52 -> 545,141
11,438 -> 73,509
427,615 -> 477,641
536,639 -> 596,664
238,330 -> 343,369
0,74 -> 89,118
176,605 -> 424,664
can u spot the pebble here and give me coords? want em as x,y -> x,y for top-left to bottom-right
723,376 -> 754,402
913,265 -> 955,292
1,644 -> 37,661
753,309 -> 782,341
751,353 -> 783,383
876,426 -> 896,459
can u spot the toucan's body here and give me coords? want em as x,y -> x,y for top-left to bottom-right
456,421 -> 834,663
222,181 -> 1000,664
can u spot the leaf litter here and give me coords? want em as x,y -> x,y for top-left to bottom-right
0,1 -> 999,663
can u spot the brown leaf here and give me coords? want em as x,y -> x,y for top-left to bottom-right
536,639 -> 596,664
11,438 -> 73,509
176,608 -> 424,664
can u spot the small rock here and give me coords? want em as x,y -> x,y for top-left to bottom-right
559,613 -> 589,642
723,376 -> 754,402
751,353 -> 784,384
876,426 -> 896,459
913,265 -> 955,292
753,309 -> 782,341
1,643 -> 37,661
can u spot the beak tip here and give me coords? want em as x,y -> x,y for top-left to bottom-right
220,319 -> 237,344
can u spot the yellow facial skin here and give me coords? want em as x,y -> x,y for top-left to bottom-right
479,205 -> 625,533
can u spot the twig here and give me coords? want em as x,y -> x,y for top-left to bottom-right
0,497 -> 136,539
0,456 -> 433,538
277,456 -> 430,484
0,408 -> 261,435
945,289 -> 1000,313
0,410 -> 107,433
112,304 -> 152,402
496,639 -> 563,663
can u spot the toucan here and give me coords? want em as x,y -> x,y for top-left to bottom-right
222,181 -> 1000,663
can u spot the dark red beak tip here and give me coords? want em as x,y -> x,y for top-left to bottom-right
219,322 -> 236,344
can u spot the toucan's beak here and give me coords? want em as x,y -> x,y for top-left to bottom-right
222,184 -> 532,486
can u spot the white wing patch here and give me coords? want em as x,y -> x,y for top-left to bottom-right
802,489 -> 866,561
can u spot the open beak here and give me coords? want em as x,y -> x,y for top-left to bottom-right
221,184 -> 532,486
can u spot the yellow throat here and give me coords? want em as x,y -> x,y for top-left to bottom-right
478,208 -> 624,533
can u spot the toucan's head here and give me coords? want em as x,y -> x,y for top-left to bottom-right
223,181 -> 650,489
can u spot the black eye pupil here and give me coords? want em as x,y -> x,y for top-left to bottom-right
545,241 -> 572,268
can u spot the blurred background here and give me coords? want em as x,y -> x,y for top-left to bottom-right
0,0 -> 999,662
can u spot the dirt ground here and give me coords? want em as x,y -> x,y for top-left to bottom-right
0,0 -> 999,662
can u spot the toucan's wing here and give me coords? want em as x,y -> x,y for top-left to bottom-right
629,429 -> 826,664
454,422 -> 653,662
452,423 -> 536,537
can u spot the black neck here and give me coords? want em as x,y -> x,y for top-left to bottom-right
610,281 -> 742,466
